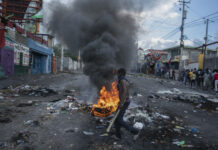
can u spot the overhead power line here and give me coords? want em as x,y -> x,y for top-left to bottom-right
161,12 -> 218,40
185,11 -> 218,25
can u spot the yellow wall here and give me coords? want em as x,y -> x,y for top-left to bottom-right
198,54 -> 204,69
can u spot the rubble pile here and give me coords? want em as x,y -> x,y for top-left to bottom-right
157,89 -> 218,111
122,106 -> 202,147
46,94 -> 92,115
91,143 -> 126,150
0,85 -> 57,97
10,131 -> 32,148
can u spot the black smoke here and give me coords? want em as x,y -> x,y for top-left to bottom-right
47,0 -> 160,89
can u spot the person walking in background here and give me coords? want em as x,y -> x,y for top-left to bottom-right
189,69 -> 193,86
214,70 -> 218,92
212,70 -> 216,90
184,70 -> 189,86
191,71 -> 196,88
166,70 -> 170,79
197,69 -> 203,88
203,69 -> 210,90
181,70 -> 185,82
172,70 -> 175,80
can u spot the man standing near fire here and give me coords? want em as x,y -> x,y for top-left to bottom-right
114,68 -> 140,139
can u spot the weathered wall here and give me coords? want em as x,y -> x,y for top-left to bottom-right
204,56 -> 218,70
56,57 -> 78,72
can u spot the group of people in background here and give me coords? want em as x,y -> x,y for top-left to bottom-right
181,68 -> 218,92
154,67 -> 218,93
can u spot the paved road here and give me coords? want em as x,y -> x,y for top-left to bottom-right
0,73 -> 217,150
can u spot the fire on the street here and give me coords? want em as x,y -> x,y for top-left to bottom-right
91,82 -> 120,117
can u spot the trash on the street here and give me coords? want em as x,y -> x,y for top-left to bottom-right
133,122 -> 144,130
173,126 -> 185,133
14,94 -> 19,97
154,112 -> 170,119
0,142 -> 7,148
10,131 -> 30,146
24,120 -> 40,126
83,131 -> 94,136
65,128 -> 79,133
196,104 -> 202,108
190,128 -> 199,133
181,144 -> 194,148
137,94 -> 142,97
67,96 -> 73,100
96,125 -> 105,129
24,120 -> 33,125
61,111 -> 67,114
2,84 -> 57,97
176,126 -> 185,129
172,140 -> 185,146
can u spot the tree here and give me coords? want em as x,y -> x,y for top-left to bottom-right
53,44 -> 78,61
53,44 -> 61,57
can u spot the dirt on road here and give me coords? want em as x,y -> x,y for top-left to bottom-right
0,73 -> 217,150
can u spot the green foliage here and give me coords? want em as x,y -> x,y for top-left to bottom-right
53,44 -> 61,57
65,51 -> 78,61
53,44 -> 78,61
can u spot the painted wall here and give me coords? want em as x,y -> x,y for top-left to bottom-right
13,43 -> 30,75
27,38 -> 53,74
0,37 -> 15,76
56,57 -> 78,72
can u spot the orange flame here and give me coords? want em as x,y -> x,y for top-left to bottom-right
91,82 -> 120,117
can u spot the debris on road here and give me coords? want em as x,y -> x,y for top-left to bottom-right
46,95 -> 92,116
65,128 -> 79,133
133,122 -> 143,130
0,85 -> 57,97
24,120 -> 40,127
83,131 -> 95,136
190,128 -> 199,133
17,101 -> 34,107
156,90 -> 218,111
172,140 -> 185,146
10,131 -> 31,147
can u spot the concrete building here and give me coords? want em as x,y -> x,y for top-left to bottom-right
56,57 -> 79,72
27,38 -> 53,75
162,46 -> 217,70
0,36 -> 14,76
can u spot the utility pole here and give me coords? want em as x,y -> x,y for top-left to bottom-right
179,0 -> 188,70
204,19 -> 209,54
60,45 -> 64,72
203,19 -> 209,70
78,50 -> 81,70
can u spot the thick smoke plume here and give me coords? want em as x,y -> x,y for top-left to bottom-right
47,0 -> 159,89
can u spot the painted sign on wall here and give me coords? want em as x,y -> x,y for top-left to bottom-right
14,43 -> 29,66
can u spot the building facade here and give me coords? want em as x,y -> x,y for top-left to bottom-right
162,46 -> 218,70
0,36 -> 14,76
14,42 -> 30,75
27,38 -> 53,75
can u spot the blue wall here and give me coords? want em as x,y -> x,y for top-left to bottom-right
27,38 -> 53,74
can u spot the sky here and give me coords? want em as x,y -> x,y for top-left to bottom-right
43,0 -> 218,50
